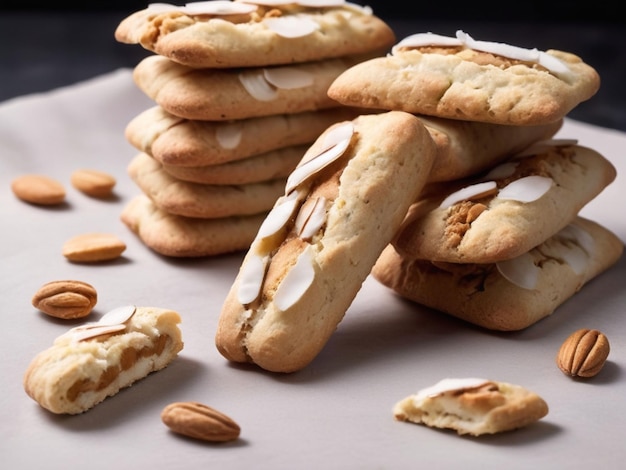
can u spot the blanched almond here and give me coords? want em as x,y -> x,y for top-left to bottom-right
70,169 -> 116,198
62,233 -> 126,262
11,174 -> 66,205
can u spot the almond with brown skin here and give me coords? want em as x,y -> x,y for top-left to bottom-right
161,402 -> 240,443
556,328 -> 610,378
32,280 -> 97,319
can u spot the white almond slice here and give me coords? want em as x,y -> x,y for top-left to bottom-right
147,3 -> 181,12
97,305 -> 138,326
237,253 -> 269,305
263,15 -> 320,38
482,161 -> 519,181
215,122 -> 243,149
255,191 -> 301,241
274,244 -> 316,311
555,242 -> 588,275
514,138 -> 578,158
496,253 -> 540,290
238,69 -> 277,101
564,222 -> 595,254
285,123 -> 353,194
238,0 -> 345,6
392,32 -> 462,54
439,181 -> 497,209
182,1 -> 258,15
295,196 -> 327,240
415,378 -> 491,399
263,67 -> 314,90
72,324 -> 128,342
497,175 -> 552,203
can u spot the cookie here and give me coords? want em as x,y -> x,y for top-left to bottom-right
23,305 -> 183,414
128,153 -> 284,218
419,116 -> 562,183
125,106 -> 364,167
160,145 -> 307,185
115,1 -> 395,69
393,141 -> 616,264
327,30 -> 600,125
133,54 -> 369,121
393,378 -> 549,436
121,194 -> 265,257
215,111 -> 436,373
372,217 -> 624,331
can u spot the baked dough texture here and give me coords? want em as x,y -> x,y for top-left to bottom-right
393,378 -> 549,436
23,306 -> 183,414
372,217 -> 624,331
328,38 -> 600,125
215,111 -> 436,372
114,2 -> 395,68
393,143 -> 616,264
121,194 -> 266,257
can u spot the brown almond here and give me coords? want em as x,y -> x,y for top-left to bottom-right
62,233 -> 126,262
71,169 -> 116,198
32,280 -> 97,319
161,402 -> 240,443
11,174 -> 66,205
556,328 -> 610,378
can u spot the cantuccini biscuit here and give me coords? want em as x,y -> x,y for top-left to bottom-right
128,153 -> 284,218
23,305 -> 183,414
121,194 -> 265,257
133,54 -> 370,121
392,141 -> 616,264
114,1 -> 395,69
328,30 -> 600,126
215,111 -> 436,373
372,217 -> 624,331
125,106 -> 366,167
393,378 -> 549,436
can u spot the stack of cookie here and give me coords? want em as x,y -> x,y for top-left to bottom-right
327,30 -> 623,331
113,0 -> 395,257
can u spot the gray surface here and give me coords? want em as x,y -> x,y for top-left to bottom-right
1,69 -> 625,470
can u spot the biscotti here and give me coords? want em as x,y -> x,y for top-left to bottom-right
23,306 -> 183,414
215,111 -> 436,372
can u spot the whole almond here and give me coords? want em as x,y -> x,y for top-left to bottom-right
62,233 -> 126,262
71,169 -> 116,198
11,174 -> 66,205
32,280 -> 98,319
161,402 -> 240,442
556,328 -> 610,378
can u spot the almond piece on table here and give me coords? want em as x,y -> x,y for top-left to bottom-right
62,233 -> 126,262
556,328 -> 610,378
71,169 -> 116,198
161,402 -> 241,443
11,174 -> 66,205
32,280 -> 97,319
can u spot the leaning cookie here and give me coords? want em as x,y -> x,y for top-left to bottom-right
23,305 -> 183,414
372,217 -> 624,331
393,378 -> 549,436
393,140 -> 616,264
215,111 -> 436,373
115,1 -> 395,69
125,106 -> 365,167
328,30 -> 600,126
121,194 -> 265,257
133,54 -> 370,121
128,153 -> 284,218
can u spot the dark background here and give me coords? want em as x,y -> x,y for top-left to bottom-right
1,1 -> 624,131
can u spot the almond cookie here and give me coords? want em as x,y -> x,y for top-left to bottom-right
215,111 -> 436,373
393,378 -> 549,436
328,30 -> 600,126
125,106 -> 364,167
128,153 -> 284,218
132,54 -> 366,121
121,194 -> 265,257
160,145 -> 307,186
23,305 -> 183,414
372,217 -> 624,331
393,141 -> 616,264
115,1 -> 395,69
